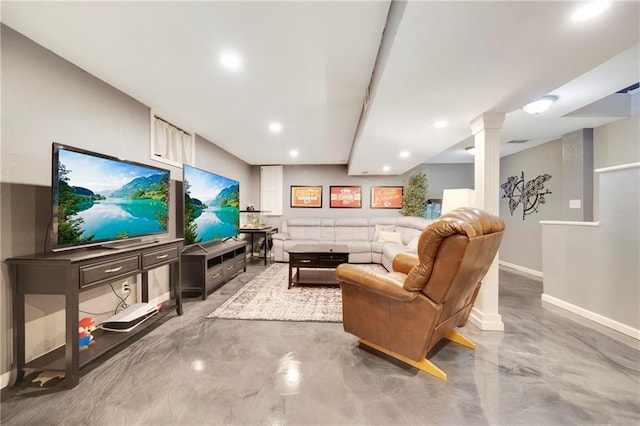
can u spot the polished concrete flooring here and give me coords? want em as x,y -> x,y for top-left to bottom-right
2,262 -> 639,425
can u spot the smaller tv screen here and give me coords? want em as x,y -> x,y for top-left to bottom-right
183,165 -> 239,245
52,143 -> 170,250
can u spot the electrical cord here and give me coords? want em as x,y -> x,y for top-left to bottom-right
108,282 -> 131,314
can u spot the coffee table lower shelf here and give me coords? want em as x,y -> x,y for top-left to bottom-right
290,269 -> 340,287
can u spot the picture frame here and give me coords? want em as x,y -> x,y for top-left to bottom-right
370,186 -> 403,209
330,186 -> 362,208
290,185 -> 323,208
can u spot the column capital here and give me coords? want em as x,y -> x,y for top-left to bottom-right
470,112 -> 506,135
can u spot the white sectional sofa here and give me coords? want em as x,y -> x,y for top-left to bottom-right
272,216 -> 432,271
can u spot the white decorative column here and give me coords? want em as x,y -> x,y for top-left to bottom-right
469,112 -> 505,331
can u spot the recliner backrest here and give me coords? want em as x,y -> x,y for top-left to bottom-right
402,208 -> 505,316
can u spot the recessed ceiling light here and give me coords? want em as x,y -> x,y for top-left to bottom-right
269,122 -> 282,133
522,95 -> 558,114
571,1 -> 611,22
399,150 -> 410,158
382,165 -> 391,172
289,149 -> 299,158
220,50 -> 243,71
433,120 -> 448,129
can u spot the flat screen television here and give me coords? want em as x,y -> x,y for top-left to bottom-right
183,164 -> 240,246
52,143 -> 170,251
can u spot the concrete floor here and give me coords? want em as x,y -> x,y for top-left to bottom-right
2,262 -> 639,425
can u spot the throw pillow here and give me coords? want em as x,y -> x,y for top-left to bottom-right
373,224 -> 395,241
378,231 -> 403,244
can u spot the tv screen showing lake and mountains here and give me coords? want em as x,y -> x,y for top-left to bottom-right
183,165 -> 239,245
55,147 -> 169,248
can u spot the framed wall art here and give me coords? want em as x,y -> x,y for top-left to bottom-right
290,185 -> 323,208
370,186 -> 403,209
330,186 -> 362,208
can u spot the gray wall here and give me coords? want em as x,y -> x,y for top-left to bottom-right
593,115 -> 640,169
593,115 -> 640,219
499,115 -> 639,274
542,164 -> 639,332
276,163 -> 473,221
0,25 -> 254,384
499,139 -> 564,272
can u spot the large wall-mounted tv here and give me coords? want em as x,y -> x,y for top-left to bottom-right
183,164 -> 239,246
52,143 -> 170,251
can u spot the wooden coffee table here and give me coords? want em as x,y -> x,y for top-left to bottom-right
288,244 -> 349,289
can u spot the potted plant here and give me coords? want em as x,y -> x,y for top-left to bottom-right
400,172 -> 429,217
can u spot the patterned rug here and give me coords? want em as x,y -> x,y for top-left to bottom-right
207,263 -> 385,322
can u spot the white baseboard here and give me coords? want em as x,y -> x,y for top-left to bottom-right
469,307 -> 504,331
499,260 -> 543,278
541,293 -> 640,341
1,371 -> 11,389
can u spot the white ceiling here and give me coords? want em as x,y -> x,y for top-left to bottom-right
2,1 -> 639,175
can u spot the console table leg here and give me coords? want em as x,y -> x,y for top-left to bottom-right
65,287 -> 80,388
12,266 -> 25,386
171,262 -> 183,316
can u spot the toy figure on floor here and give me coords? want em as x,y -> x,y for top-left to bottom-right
78,317 -> 96,352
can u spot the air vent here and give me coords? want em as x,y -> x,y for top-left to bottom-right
507,139 -> 529,144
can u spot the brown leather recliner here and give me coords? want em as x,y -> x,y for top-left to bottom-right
335,207 -> 505,380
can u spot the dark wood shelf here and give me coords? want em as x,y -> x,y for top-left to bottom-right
181,240 -> 246,300
24,302 -> 177,372
292,269 -> 340,286
6,238 -> 183,389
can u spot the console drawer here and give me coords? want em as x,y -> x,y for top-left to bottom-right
80,255 -> 140,289
206,265 -> 224,286
142,246 -> 179,269
222,259 -> 237,276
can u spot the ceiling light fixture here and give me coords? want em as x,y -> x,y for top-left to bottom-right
399,150 -> 410,158
571,0 -> 612,22
289,149 -> 299,158
433,120 -> 448,129
522,95 -> 558,114
269,122 -> 282,133
219,50 -> 243,71
465,146 -> 476,155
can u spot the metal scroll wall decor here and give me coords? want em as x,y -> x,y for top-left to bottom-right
501,171 -> 552,220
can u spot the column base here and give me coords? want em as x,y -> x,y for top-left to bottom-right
469,307 -> 504,331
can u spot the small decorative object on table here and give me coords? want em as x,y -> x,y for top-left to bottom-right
78,317 -> 96,352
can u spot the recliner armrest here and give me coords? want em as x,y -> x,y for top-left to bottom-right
335,264 -> 417,303
392,253 -> 419,274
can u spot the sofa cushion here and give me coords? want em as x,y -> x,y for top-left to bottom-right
283,240 -> 319,251
378,231 -> 403,244
288,226 -> 322,241
335,218 -> 369,241
373,224 -> 396,241
334,240 -> 372,254
407,236 -> 420,250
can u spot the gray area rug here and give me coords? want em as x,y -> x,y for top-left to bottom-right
207,262 -> 385,322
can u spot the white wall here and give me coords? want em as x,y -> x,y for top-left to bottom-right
0,25 -> 255,386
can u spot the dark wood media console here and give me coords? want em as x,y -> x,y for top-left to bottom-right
181,239 -> 246,299
6,238 -> 184,390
